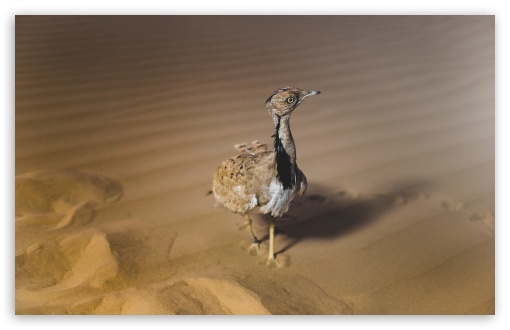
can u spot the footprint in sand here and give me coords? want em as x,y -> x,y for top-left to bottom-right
468,211 -> 494,222
15,169 -> 123,230
440,199 -> 465,211
468,211 -> 495,231
440,198 -> 494,230
375,191 -> 427,206
337,190 -> 360,199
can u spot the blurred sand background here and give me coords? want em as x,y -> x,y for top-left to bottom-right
15,15 -> 494,314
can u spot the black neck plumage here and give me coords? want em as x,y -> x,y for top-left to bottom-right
274,115 -> 295,190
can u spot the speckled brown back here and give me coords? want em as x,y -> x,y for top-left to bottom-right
212,148 -> 276,214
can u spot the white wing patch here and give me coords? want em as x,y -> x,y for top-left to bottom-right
260,179 -> 293,217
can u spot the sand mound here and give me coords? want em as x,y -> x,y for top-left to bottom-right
15,169 -> 123,230
92,277 -> 270,315
93,269 -> 352,315
16,229 -> 120,291
15,229 -> 122,314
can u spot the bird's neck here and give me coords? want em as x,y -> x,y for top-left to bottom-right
273,114 -> 297,189
273,115 -> 296,160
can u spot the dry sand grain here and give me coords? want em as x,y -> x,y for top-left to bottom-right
15,15 -> 494,314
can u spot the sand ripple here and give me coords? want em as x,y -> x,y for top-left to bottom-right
15,16 -> 494,314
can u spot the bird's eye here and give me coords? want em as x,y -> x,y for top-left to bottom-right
286,97 -> 295,104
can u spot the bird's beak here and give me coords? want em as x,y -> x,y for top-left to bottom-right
298,90 -> 321,105
302,90 -> 321,99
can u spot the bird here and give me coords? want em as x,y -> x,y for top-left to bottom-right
211,86 -> 321,267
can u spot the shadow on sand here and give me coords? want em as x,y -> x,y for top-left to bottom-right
254,182 -> 425,255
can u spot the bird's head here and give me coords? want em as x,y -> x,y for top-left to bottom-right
265,87 -> 321,118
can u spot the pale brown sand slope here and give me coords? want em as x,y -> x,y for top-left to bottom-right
15,16 -> 494,314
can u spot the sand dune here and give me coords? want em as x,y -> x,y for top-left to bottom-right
15,16 -> 494,314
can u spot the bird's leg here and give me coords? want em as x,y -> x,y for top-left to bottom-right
244,214 -> 260,244
265,218 -> 290,268
266,218 -> 288,268
268,218 -> 276,261
243,214 -> 261,255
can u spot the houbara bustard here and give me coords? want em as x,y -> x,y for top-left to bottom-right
212,87 -> 320,267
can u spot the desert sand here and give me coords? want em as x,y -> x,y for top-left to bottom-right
15,15 -> 494,314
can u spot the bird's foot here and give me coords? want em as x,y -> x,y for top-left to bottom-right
248,242 -> 262,256
240,240 -> 265,256
264,255 -> 291,268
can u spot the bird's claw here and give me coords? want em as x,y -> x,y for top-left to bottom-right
248,242 -> 262,256
240,240 -> 264,256
265,255 -> 290,268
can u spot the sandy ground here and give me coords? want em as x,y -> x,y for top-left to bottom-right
15,16 -> 494,314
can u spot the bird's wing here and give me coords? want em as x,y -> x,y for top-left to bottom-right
212,151 -> 275,214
